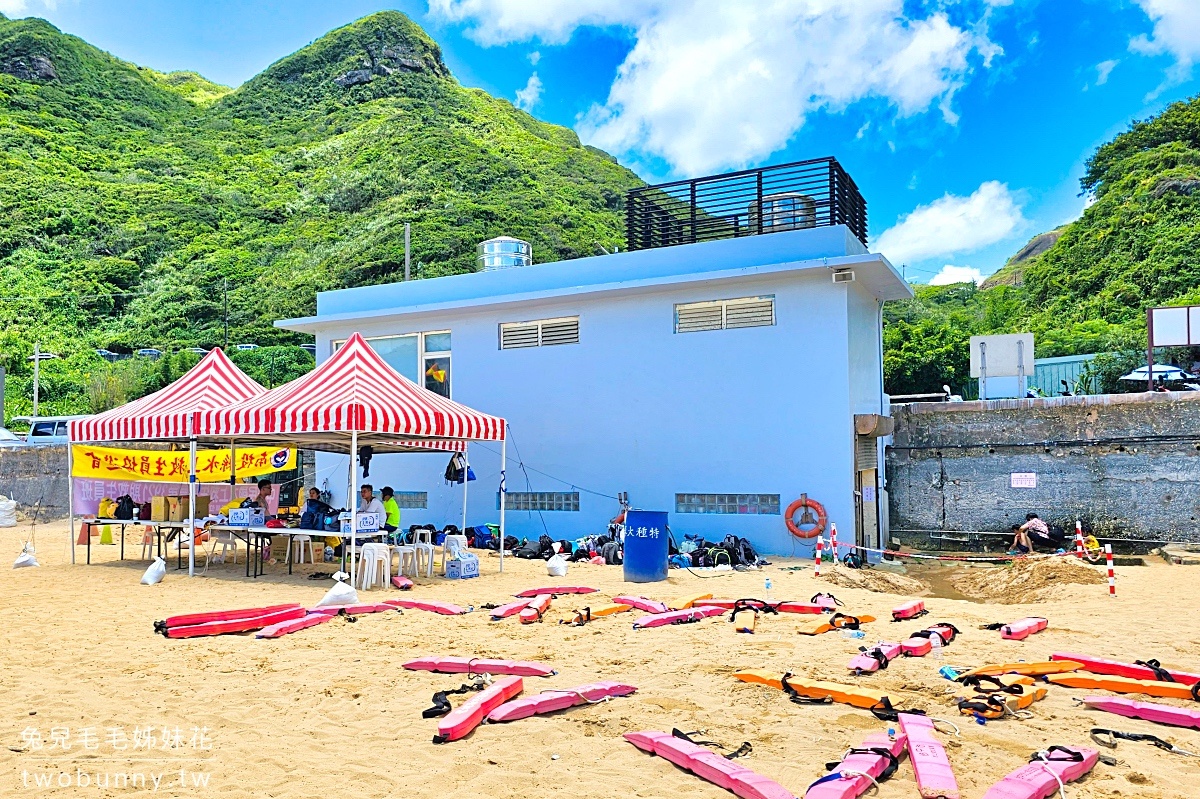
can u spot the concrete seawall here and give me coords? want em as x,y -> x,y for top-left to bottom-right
0,445 -> 68,520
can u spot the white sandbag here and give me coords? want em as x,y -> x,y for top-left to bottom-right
546,553 -> 568,577
13,542 -> 38,568
315,574 -> 359,607
140,556 -> 166,585
0,496 -> 17,528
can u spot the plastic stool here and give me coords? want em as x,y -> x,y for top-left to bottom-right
287,534 -> 315,565
358,543 -> 391,590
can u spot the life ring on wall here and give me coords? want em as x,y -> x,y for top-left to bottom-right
785,496 -> 827,539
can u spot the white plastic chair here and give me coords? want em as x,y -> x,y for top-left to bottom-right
412,529 -> 436,578
287,534 -> 315,566
140,526 -> 156,560
440,534 -> 468,575
358,543 -> 391,590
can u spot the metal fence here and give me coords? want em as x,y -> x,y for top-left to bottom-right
625,157 -> 867,251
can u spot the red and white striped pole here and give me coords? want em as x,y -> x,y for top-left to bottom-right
1074,521 -> 1084,559
1105,544 -> 1115,597
830,523 -> 838,564
814,536 -> 824,577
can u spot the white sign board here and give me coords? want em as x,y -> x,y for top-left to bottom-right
1010,472 -> 1037,489
1149,306 -> 1200,347
970,333 -> 1034,378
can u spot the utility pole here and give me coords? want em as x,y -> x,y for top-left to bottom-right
223,278 -> 229,350
32,342 -> 39,420
404,223 -> 411,281
902,263 -> 907,282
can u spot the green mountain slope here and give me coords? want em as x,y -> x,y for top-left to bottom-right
0,11 -> 641,421
885,95 -> 1200,397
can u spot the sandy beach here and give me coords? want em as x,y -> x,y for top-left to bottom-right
3,521 -> 1198,799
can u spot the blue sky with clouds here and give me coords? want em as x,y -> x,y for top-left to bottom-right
6,0 -> 1200,284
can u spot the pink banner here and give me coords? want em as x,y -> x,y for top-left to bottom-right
71,479 -> 278,516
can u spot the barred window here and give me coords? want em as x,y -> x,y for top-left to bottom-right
675,493 -> 781,515
499,491 -> 580,511
392,492 -> 428,509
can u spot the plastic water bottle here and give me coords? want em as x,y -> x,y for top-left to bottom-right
764,577 -> 773,603
930,633 -> 943,661
840,628 -> 866,640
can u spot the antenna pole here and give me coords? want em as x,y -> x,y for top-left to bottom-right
404,223 -> 411,281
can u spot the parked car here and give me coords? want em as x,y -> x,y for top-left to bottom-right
95,348 -> 118,361
184,347 -> 209,355
236,343 -> 259,351
136,348 -> 164,359
0,427 -> 24,447
10,415 -> 89,445
300,344 -> 316,356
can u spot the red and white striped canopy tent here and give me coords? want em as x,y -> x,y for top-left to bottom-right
69,347 -> 265,443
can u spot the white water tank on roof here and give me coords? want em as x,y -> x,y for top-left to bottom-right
748,192 -> 816,232
477,236 -> 532,271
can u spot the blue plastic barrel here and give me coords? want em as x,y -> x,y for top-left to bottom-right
623,510 -> 669,582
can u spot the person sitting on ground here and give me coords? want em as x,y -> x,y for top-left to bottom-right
380,486 -> 401,535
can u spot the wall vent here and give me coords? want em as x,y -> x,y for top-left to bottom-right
500,317 -> 579,349
832,269 -> 856,284
675,296 -> 775,333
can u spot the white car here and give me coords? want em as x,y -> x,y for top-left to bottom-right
0,427 -> 23,447
9,415 -> 89,445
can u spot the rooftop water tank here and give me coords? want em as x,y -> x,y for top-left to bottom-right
748,192 -> 817,232
477,236 -> 532,271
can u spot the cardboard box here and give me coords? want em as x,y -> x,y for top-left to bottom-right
446,553 -> 479,579
228,507 -> 264,527
340,512 -> 380,534
150,496 -> 170,522
167,495 -> 211,522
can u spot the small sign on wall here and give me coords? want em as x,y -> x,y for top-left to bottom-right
1010,472 -> 1037,489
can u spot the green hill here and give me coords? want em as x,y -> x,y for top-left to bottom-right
884,95 -> 1200,397
0,11 -> 641,422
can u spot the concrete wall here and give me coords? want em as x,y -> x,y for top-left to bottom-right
886,392 -> 1200,547
0,445 -> 68,519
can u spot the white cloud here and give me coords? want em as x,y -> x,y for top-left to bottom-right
929,265 -> 985,285
1095,59 -> 1118,85
1130,0 -> 1200,84
430,0 -> 999,175
875,180 -> 1026,265
0,0 -> 55,16
528,50 -> 541,66
855,121 -> 870,139
514,72 -> 542,111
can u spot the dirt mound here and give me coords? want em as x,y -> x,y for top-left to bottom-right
820,566 -> 928,596
950,556 -> 1105,603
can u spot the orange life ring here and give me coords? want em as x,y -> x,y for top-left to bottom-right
785,497 -> 826,539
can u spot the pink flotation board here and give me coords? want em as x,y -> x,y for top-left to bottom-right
892,600 -> 927,621
391,575 -> 413,590
486,681 -> 636,723
434,675 -> 523,743
633,606 -> 728,629
1082,696 -> 1200,729
901,637 -> 933,657
383,598 -> 468,615
981,747 -> 1098,799
1000,617 -> 1047,640
489,598 -> 533,619
613,595 -> 670,614
257,613 -> 333,638
308,603 -> 396,615
156,603 -> 302,633
624,730 -> 794,799
403,656 -> 556,677
848,642 -> 903,674
519,594 -> 552,624
811,593 -> 842,610
805,729 -> 908,799
164,606 -> 306,639
514,585 -> 597,597
1050,652 -> 1200,684
898,713 -> 959,799
691,598 -> 823,614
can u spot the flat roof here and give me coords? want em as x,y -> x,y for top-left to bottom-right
278,225 -> 912,333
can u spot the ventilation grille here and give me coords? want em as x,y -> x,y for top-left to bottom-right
833,269 -> 856,284
675,296 -> 775,333
499,317 -> 579,349
855,436 -> 878,471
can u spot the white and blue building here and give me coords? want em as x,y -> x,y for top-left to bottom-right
277,159 -> 912,555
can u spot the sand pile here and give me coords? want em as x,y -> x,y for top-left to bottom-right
951,556 -> 1105,603
819,565 -> 928,595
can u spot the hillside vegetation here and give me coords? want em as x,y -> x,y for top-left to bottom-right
884,95 -> 1200,396
0,11 -> 640,422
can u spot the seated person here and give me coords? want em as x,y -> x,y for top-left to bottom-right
380,486 -> 401,534
1008,525 -> 1031,554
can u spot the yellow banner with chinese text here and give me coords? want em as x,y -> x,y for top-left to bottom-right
71,444 -> 296,482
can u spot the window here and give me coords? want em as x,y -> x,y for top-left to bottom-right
392,491 -> 428,509
30,422 -> 56,437
674,296 -> 775,333
422,331 -> 451,398
675,494 -> 781,515
335,330 -> 451,398
499,317 -> 579,349
499,491 -> 580,511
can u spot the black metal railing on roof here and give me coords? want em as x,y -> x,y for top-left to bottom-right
624,157 -> 867,251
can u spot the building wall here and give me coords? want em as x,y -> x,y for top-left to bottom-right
315,269 -> 873,555
0,444 -> 68,519
886,392 -> 1200,547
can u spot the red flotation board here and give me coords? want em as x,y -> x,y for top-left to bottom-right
805,729 -> 908,799
164,606 -> 306,639
981,747 -> 1098,799
383,599 -> 468,615
403,656 -> 556,677
692,598 -> 825,614
1082,696 -> 1200,730
156,603 -> 302,633
632,606 -> 728,629
486,681 -> 636,723
308,603 -> 396,615
848,642 -> 903,674
434,675 -> 523,743
391,575 -> 413,590
625,730 -> 794,799
1000,617 -> 1047,640
519,594 -> 553,624
514,586 -> 597,597
257,613 -> 333,638
612,595 -> 670,614
892,600 -> 927,621
1049,652 -> 1200,685
489,598 -> 534,619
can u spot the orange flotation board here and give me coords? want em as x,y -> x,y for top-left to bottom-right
1046,672 -> 1200,700
734,670 -> 889,709
797,613 -> 876,636
955,661 -> 1082,680
668,593 -> 714,610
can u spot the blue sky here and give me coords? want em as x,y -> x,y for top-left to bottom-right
6,0 -> 1200,284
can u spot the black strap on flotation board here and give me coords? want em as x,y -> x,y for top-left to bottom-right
858,645 -> 891,671
910,623 -> 960,644
730,599 -> 777,624
561,608 -> 592,627
810,592 -> 844,607
829,613 -> 864,630
820,746 -> 901,781
671,728 -> 753,759
1134,659 -> 1177,682
422,682 -> 482,718
780,673 -> 834,706
1091,728 -> 1200,757
957,694 -> 1007,718
981,622 -> 1005,630
1192,682 -> 1200,702
1031,746 -> 1085,763
868,696 -> 927,722
959,674 -> 1025,694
